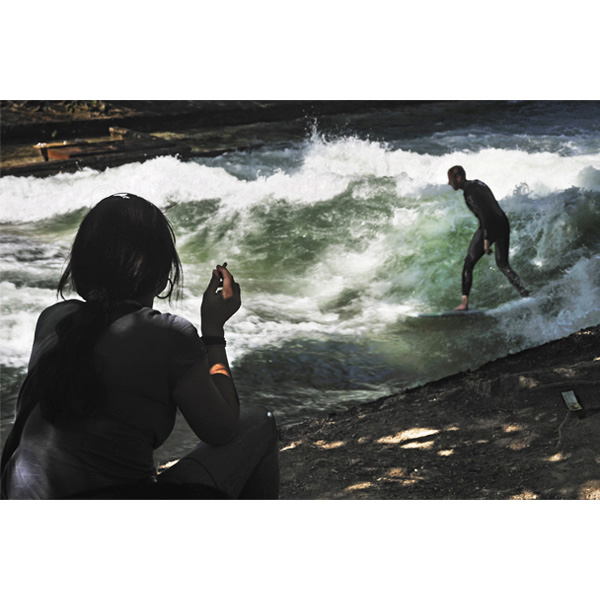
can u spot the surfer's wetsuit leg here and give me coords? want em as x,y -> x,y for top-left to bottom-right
493,230 -> 530,297
462,228 -> 485,296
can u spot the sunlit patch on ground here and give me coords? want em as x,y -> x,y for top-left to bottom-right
377,427 -> 439,445
344,481 -> 373,492
545,452 -> 566,462
386,467 -> 407,478
402,440 -> 435,450
493,427 -> 537,451
503,424 -> 523,433
437,449 -> 454,457
373,467 -> 425,487
280,440 -> 303,452
578,480 -> 600,500
518,376 -> 539,389
510,490 -> 539,499
314,440 -> 345,450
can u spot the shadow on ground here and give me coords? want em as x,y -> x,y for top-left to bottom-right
278,326 -> 600,500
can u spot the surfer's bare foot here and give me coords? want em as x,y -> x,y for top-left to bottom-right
454,295 -> 469,311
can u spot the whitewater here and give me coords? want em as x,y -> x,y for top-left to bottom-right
2,101 -> 599,459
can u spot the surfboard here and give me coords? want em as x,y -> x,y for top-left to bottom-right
417,309 -> 486,318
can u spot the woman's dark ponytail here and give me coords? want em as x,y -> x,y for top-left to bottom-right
38,300 -> 110,422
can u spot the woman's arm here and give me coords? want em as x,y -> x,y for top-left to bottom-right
173,265 -> 242,446
172,355 -> 239,446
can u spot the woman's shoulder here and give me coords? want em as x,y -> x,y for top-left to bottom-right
36,301 -> 201,346
39,298 -> 83,317
36,300 -> 83,335
132,307 -> 200,339
130,308 -> 205,363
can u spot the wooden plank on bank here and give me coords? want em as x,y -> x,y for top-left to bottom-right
2,128 -> 193,178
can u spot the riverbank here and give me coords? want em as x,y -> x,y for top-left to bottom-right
0,100 -> 547,175
2,100 -> 427,176
1,100 -> 421,142
278,324 -> 599,500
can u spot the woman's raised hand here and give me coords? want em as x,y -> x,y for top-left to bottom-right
201,264 -> 242,336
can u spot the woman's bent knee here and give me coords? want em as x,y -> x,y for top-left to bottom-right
239,405 -> 278,445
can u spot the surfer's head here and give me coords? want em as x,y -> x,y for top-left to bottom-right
448,165 -> 466,191
58,193 -> 182,305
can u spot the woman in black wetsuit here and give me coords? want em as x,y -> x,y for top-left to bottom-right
447,165 -> 529,310
1,193 -> 279,499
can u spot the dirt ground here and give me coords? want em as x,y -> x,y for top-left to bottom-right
278,325 -> 600,500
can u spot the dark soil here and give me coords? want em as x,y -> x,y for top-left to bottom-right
278,325 -> 600,499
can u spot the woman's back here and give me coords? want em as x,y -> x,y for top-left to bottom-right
4,300 -> 206,499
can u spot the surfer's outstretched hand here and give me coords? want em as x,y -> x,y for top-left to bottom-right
201,263 -> 241,336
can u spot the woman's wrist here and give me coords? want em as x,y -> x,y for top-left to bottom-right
202,335 -> 226,347
201,325 -> 224,338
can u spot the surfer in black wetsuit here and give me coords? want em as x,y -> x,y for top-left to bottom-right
447,165 -> 529,311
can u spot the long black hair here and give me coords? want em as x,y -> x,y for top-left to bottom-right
37,193 -> 183,422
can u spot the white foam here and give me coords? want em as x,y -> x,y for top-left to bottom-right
3,140 -> 600,224
0,282 -> 57,366
1,134 -> 599,378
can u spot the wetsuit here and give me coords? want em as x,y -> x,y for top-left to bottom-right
1,301 -> 279,500
460,179 -> 528,297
